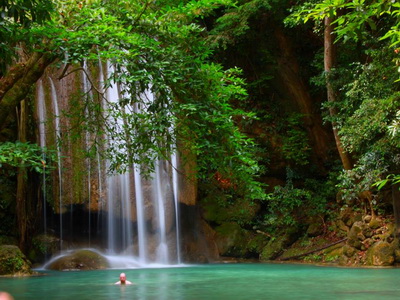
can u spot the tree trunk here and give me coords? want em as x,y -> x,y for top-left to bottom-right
274,27 -> 333,170
16,100 -> 28,251
324,17 -> 353,170
0,52 -> 55,130
392,183 -> 400,239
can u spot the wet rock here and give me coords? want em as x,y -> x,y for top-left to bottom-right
0,245 -> 32,275
366,241 -> 395,266
47,249 -> 110,271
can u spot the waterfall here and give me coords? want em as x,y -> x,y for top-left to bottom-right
49,77 -> 63,250
37,80 -> 47,149
37,80 -> 47,254
134,163 -> 147,263
104,61 -> 133,255
171,152 -> 181,263
38,60 -> 184,268
82,61 -> 92,246
153,161 -> 169,263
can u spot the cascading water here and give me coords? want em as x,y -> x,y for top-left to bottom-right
36,80 -> 47,252
38,61 -> 183,269
81,61 -> 92,246
153,160 -> 169,264
171,152 -> 181,263
104,61 -> 134,256
49,77 -> 63,250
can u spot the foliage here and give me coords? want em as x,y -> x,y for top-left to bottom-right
288,0 -> 400,199
280,113 -> 310,166
30,0 -> 264,199
337,152 -> 389,203
263,169 -> 337,227
287,0 -> 400,79
0,141 -> 57,173
207,0 -> 275,48
288,0 -> 400,43
0,0 -> 53,72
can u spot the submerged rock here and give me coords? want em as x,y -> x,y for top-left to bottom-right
47,250 -> 110,271
0,245 -> 32,275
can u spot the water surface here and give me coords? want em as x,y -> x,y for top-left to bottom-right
1,263 -> 399,299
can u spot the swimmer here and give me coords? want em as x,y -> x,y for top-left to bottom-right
115,273 -> 133,285
0,292 -> 14,300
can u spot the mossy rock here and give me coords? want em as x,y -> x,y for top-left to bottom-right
324,246 -> 343,263
201,195 -> 260,226
260,227 -> 300,261
215,223 -> 250,257
342,245 -> 356,258
339,207 -> 362,227
348,221 -> 365,250
306,222 -> 324,237
368,217 -> 383,230
0,245 -> 32,275
246,234 -> 268,256
201,192 -> 229,225
47,250 -> 110,271
365,241 -> 395,266
28,234 -> 60,264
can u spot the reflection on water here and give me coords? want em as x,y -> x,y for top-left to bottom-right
1,264 -> 400,300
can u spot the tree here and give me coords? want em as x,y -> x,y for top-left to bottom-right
289,0 -> 400,226
0,0 -> 267,248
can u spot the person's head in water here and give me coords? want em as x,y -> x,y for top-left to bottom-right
0,292 -> 14,300
115,273 -> 132,285
119,273 -> 127,284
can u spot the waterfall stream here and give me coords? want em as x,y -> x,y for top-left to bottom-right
37,61 -> 182,268
49,77 -> 64,250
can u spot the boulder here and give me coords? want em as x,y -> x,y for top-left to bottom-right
306,220 -> 324,237
368,217 -> 383,229
260,227 -> 300,261
348,221 -> 365,250
47,249 -> 110,271
366,241 -> 395,266
342,245 -> 356,258
0,245 -> 32,275
215,223 -> 249,257
28,234 -> 60,264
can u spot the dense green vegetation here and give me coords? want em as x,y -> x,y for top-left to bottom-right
1,0 -> 400,265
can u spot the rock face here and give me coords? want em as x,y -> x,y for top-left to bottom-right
47,250 -> 110,271
0,245 -> 32,275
